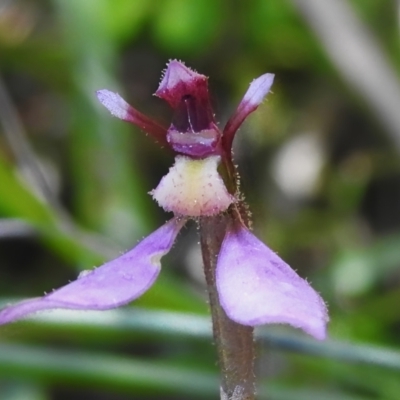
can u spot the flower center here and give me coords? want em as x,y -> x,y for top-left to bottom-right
167,128 -> 220,158
151,155 -> 234,217
166,93 -> 221,158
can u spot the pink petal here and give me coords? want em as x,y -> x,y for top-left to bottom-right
0,218 -> 185,325
96,89 -> 167,144
155,60 -> 209,109
157,61 -> 202,96
216,226 -> 328,340
223,73 -> 274,152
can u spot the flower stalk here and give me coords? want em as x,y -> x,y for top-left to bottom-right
200,214 -> 255,400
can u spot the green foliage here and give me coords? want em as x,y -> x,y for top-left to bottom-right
153,0 -> 223,54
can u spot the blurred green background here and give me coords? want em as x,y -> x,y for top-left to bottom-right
1,0 -> 400,399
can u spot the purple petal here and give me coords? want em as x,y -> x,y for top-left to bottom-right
166,129 -> 220,158
96,89 -> 167,144
155,61 -> 218,156
0,218 -> 185,325
157,60 -> 202,96
216,226 -> 328,340
97,90 -> 131,120
242,73 -> 275,106
155,60 -> 209,108
223,73 -> 274,152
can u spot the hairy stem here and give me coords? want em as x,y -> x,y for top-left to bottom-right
200,215 -> 255,400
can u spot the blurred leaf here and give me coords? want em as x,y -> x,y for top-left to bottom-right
0,342 -> 219,398
96,0 -> 150,43
54,0 -> 152,244
332,232 -> 400,296
0,342 -> 375,400
153,0 -> 223,54
0,156 -> 53,226
3,306 -> 400,374
246,0 -> 318,68
135,272 -> 207,313
292,355 -> 400,400
0,153 -> 111,265
0,381 -> 47,400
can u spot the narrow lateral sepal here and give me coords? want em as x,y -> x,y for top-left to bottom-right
223,73 -> 274,151
96,89 -> 167,144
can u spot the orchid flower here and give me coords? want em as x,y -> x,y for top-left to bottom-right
0,61 -> 328,340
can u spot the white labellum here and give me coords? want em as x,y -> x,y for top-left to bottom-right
151,155 -> 234,217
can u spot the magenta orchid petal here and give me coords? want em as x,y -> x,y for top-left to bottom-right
242,73 -> 275,107
216,225 -> 328,340
96,90 -> 131,120
0,218 -> 185,325
156,61 -> 202,97
96,89 -> 167,144
223,73 -> 275,152
155,61 -> 218,157
155,60 -> 209,108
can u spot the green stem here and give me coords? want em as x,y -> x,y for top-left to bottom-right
200,214 -> 256,400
